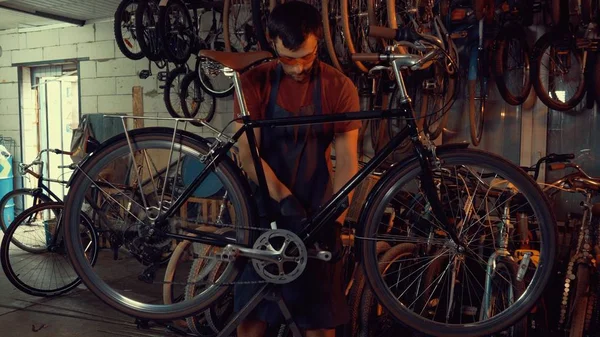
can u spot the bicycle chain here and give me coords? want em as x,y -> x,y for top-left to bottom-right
559,217 -> 598,329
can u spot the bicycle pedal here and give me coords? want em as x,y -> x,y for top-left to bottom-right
139,70 -> 151,79
157,71 -> 168,82
422,79 -> 437,91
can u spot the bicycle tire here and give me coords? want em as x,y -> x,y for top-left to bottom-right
196,57 -> 235,98
323,0 -> 350,72
581,0 -> 593,24
136,0 -> 163,61
179,71 -> 217,125
468,49 -> 487,146
531,33 -> 586,111
424,63 -> 456,140
341,0 -> 372,73
482,259 -> 528,337
493,24 -> 532,106
158,0 -> 195,64
164,66 -> 189,119
114,0 -> 145,60
186,228 -> 234,334
251,0 -> 279,52
0,188 -> 53,252
162,238 -> 201,331
595,54 -> 600,109
569,264 -> 590,337
359,148 -> 556,337
1,202 -> 98,297
359,243 -> 416,337
63,128 -> 256,320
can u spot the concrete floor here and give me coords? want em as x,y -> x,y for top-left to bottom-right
0,231 -> 185,337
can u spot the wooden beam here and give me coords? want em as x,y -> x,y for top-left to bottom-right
132,86 -> 144,129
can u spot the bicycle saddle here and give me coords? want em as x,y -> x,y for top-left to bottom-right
199,50 -> 273,71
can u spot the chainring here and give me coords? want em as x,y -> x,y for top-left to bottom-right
252,229 -> 308,284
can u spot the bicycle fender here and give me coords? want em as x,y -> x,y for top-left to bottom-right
353,142 -> 469,257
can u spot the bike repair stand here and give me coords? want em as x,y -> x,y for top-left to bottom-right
216,283 -> 303,337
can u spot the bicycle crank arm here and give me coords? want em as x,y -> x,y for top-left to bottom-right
226,245 -> 332,263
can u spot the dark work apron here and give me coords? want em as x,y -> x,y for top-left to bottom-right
233,62 -> 350,329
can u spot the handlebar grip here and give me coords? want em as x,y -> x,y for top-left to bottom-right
556,153 -> 575,161
368,25 -> 420,42
368,25 -> 398,40
351,53 -> 382,62
58,164 -> 76,169
548,163 -> 566,171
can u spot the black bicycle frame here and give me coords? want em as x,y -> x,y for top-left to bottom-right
161,101 -> 452,247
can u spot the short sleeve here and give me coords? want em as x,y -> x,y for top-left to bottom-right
333,78 -> 362,134
233,69 -> 264,121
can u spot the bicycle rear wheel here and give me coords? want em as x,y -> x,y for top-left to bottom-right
63,128 -> 255,320
1,202 -> 97,297
359,148 -> 556,337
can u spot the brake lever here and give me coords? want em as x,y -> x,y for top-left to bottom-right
368,65 -> 391,75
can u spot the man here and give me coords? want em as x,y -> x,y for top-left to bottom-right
232,2 -> 361,337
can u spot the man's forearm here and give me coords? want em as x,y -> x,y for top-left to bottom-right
333,160 -> 359,224
242,159 -> 292,202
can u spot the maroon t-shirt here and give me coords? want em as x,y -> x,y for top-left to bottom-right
233,60 -> 361,134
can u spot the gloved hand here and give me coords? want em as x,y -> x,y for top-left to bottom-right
277,194 -> 307,232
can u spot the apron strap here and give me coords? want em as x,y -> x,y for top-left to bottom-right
266,64 -> 283,116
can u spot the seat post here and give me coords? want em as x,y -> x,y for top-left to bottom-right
227,67 -> 250,117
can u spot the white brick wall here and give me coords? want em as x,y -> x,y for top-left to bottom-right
95,22 -> 114,42
0,67 -> 18,83
97,58 -> 137,77
81,78 -> 116,96
0,20 -> 235,168
12,48 -> 43,64
0,34 -> 19,50
59,26 -> 95,45
79,61 -> 96,78
43,45 -> 77,61
81,96 -> 98,114
26,30 -> 59,49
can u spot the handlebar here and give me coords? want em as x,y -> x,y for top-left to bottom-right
523,153 -> 575,181
352,25 -> 446,70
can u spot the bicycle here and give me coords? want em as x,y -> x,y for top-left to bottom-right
0,149 -> 76,244
62,25 -> 556,337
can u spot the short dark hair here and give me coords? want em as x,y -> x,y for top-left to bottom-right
267,1 -> 324,51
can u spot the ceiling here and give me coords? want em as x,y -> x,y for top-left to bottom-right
0,0 -> 121,30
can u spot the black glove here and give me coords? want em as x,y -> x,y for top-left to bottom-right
277,195 -> 307,232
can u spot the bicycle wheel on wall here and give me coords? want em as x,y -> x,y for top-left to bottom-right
63,129 -> 255,321
114,0 -> 144,60
468,46 -> 488,146
493,24 -> 532,106
323,0 -> 352,72
359,148 -> 556,337
531,33 -> 586,111
341,0 -> 379,73
223,0 -> 260,52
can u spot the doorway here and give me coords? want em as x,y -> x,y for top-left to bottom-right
20,63 -> 80,201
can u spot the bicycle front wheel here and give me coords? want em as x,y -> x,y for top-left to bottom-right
63,128 -> 255,321
359,148 -> 556,337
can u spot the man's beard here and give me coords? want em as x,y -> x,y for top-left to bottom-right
284,63 -> 315,83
